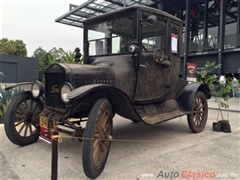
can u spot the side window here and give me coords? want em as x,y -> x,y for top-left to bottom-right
141,12 -> 167,52
113,36 -> 132,53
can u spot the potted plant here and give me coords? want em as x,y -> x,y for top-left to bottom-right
197,61 -> 232,133
212,85 -> 231,133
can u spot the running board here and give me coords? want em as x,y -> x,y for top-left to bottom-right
134,99 -> 190,125
142,110 -> 188,125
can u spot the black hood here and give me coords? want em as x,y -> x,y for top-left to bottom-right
45,63 -> 115,109
46,63 -> 115,88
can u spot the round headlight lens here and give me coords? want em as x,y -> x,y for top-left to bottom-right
61,83 -> 73,103
31,81 -> 41,98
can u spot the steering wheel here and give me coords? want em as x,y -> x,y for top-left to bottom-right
153,48 -> 164,63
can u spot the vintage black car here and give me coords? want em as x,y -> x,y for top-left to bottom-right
4,5 -> 210,179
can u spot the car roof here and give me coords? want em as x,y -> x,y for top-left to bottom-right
83,5 -> 182,25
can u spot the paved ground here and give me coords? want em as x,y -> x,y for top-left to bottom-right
0,98 -> 239,180
208,97 -> 240,112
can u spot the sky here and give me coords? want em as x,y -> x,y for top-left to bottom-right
0,0 -> 87,57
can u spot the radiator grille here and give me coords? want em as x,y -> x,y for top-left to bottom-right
45,73 -> 66,109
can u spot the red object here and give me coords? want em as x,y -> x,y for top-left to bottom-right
215,0 -> 231,10
40,127 -> 52,143
191,5 -> 200,18
187,62 -> 197,82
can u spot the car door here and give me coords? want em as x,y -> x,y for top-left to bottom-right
134,12 -> 169,103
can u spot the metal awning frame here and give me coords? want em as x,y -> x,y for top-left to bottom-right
55,0 -> 156,28
56,0 -> 239,30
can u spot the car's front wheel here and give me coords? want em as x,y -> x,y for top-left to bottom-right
187,91 -> 208,133
82,98 -> 113,179
4,91 -> 43,146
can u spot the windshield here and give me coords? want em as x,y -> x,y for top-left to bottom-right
141,12 -> 167,52
87,14 -> 135,56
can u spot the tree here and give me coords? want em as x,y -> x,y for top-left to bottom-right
0,38 -> 27,57
32,46 -> 83,82
38,52 -> 57,82
32,46 -> 47,61
48,47 -> 65,59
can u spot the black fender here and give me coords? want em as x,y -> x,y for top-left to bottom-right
4,82 -> 33,91
67,84 -> 141,121
177,82 -> 211,111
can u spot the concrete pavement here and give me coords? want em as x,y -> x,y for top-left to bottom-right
208,97 -> 240,112
0,99 -> 239,180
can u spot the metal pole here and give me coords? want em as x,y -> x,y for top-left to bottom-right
237,0 -> 240,34
157,0 -> 163,10
217,0 -> 226,77
203,0 -> 209,39
123,0 -> 126,7
183,0 -> 191,80
51,131 -> 59,180
237,0 -> 240,48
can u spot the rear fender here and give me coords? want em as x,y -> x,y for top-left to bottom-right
177,82 -> 211,111
67,84 -> 141,121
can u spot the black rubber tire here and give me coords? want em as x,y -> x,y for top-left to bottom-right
131,119 -> 140,123
4,91 -> 43,146
82,98 -> 113,179
187,91 -> 208,133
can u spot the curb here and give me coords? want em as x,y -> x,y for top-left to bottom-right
209,107 -> 240,113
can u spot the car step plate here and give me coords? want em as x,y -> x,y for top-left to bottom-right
142,110 -> 187,125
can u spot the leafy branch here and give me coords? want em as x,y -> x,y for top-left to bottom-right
197,61 -> 232,120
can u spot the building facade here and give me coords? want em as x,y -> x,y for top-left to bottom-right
0,54 -> 38,83
56,0 -> 240,79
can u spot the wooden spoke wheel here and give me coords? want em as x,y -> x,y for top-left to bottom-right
187,91 -> 208,133
4,91 -> 43,146
82,98 -> 113,179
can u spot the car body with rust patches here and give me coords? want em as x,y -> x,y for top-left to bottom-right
4,5 -> 210,179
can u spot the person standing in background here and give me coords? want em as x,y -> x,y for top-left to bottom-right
219,74 -> 226,89
219,74 -> 226,97
232,75 -> 239,98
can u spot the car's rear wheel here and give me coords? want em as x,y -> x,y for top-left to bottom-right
4,91 -> 43,146
82,98 -> 113,179
187,91 -> 208,133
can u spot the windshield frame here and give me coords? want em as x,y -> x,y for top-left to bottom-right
139,10 -> 168,54
84,11 -> 137,58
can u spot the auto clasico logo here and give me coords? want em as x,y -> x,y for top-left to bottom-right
156,170 -> 215,179
140,170 -> 238,179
